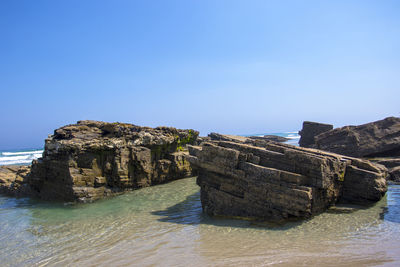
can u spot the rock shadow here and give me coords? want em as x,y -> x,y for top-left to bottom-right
151,191 -> 315,230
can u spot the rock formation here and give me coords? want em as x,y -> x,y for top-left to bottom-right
299,121 -> 333,148
0,165 -> 31,196
188,134 -> 387,221
260,135 -> 289,143
25,120 -> 198,202
300,117 -> 400,158
299,117 -> 400,183
370,157 -> 400,183
209,132 -> 288,147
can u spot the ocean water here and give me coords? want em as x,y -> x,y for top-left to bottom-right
1,132 -> 400,266
0,149 -> 43,165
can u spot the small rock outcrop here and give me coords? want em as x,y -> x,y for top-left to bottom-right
188,134 -> 387,221
370,157 -> 400,183
314,117 -> 400,158
0,165 -> 31,196
26,120 -> 198,202
209,132 -> 288,147
299,121 -> 333,148
260,135 -> 289,143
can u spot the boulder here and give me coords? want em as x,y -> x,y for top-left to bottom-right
299,121 -> 333,148
27,120 -> 198,202
314,117 -> 400,158
188,134 -> 387,221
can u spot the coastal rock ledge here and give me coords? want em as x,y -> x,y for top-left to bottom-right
188,135 -> 387,221
23,120 -> 198,202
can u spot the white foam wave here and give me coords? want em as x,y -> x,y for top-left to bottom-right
2,150 -> 43,156
0,151 -> 43,165
0,159 -> 34,165
286,134 -> 300,140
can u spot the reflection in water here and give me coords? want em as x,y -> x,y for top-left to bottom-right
0,178 -> 400,266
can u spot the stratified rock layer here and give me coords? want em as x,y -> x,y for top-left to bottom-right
188,135 -> 387,221
315,117 -> 400,158
28,120 -> 198,202
299,121 -> 333,148
370,157 -> 400,183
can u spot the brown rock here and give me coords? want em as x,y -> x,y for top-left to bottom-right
315,117 -> 400,157
209,132 -> 288,147
258,135 -> 289,143
0,165 -> 31,196
28,120 -> 198,202
299,121 -> 333,148
389,166 -> 400,183
188,136 -> 387,221
369,157 -> 400,183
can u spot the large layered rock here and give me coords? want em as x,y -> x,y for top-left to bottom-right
299,121 -> 333,148
314,117 -> 400,158
27,120 -> 198,202
188,134 -> 387,221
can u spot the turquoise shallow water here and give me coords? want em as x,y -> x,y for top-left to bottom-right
1,133 -> 399,266
1,177 -> 400,266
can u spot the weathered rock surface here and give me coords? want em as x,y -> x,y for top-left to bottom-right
188,134 -> 387,221
26,120 -> 198,202
260,135 -> 289,143
299,117 -> 400,182
299,121 -> 333,148
370,158 -> 400,183
314,117 -> 400,158
0,165 -> 32,196
389,167 -> 400,183
209,132 -> 288,147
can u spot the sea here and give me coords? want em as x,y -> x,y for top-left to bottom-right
1,132 -> 400,266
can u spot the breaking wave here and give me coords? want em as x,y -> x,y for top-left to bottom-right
0,150 -> 43,165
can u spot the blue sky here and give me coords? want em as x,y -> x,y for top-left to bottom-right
1,0 -> 399,149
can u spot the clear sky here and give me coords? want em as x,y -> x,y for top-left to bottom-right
1,0 -> 399,150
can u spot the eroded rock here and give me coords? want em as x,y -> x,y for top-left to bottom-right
314,117 -> 400,158
27,120 -> 198,202
188,134 -> 387,221
369,157 -> 400,183
299,121 -> 333,148
209,132 -> 288,147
